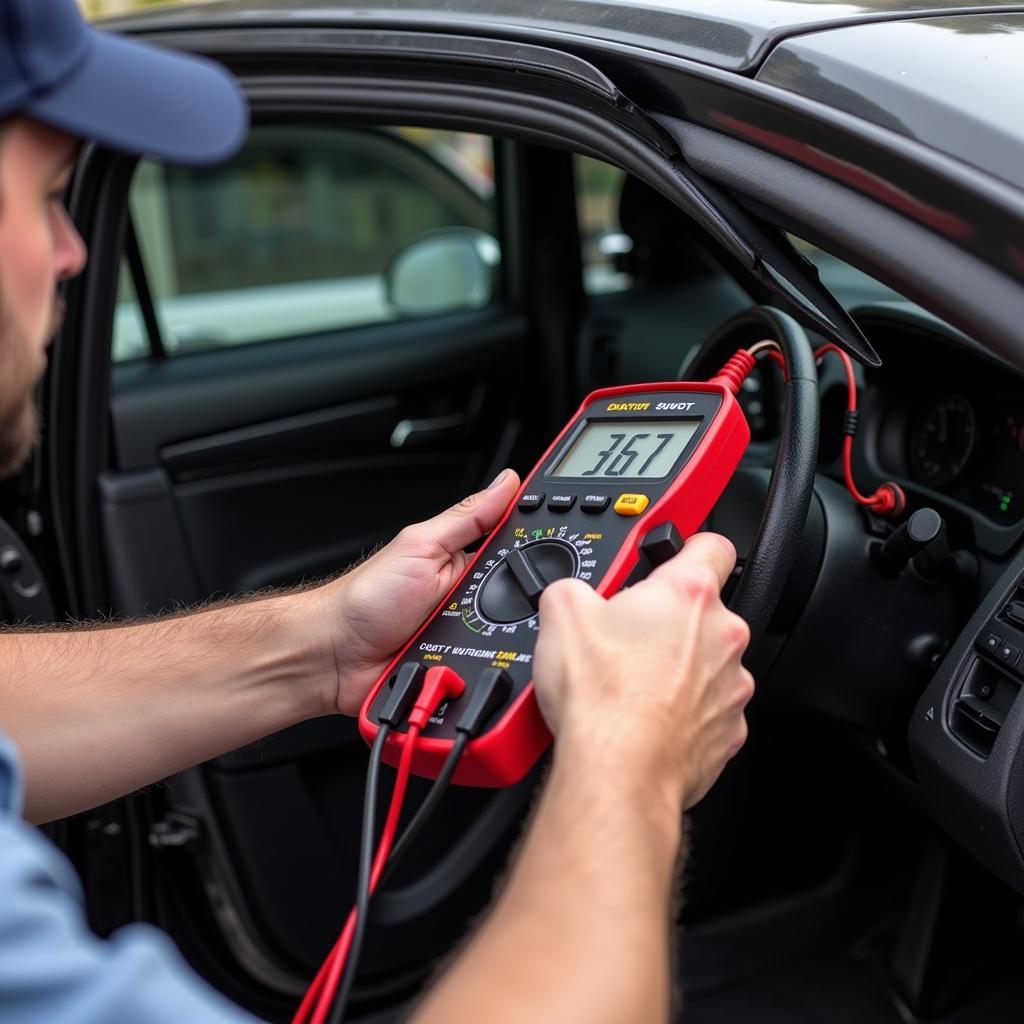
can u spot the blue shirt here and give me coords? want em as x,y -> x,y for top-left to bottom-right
0,732 -> 264,1023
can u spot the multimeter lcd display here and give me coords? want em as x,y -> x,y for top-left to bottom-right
550,419 -> 700,479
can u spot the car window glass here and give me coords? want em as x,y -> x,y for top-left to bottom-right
114,126 -> 498,361
574,154 -> 632,296
114,256 -> 147,350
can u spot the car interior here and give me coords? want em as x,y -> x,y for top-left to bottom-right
4,62 -> 1024,1024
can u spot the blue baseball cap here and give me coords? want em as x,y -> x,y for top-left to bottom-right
0,0 -> 247,164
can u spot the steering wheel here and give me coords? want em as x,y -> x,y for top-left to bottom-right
682,305 -> 819,646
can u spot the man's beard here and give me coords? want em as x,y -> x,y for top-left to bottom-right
0,296 -> 65,479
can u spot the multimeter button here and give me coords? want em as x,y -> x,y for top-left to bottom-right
581,494 -> 610,513
639,523 -> 684,567
547,494 -> 577,512
517,492 -> 545,512
614,493 -> 650,516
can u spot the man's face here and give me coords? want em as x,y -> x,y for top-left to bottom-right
0,117 -> 87,478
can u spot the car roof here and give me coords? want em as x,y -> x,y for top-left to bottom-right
100,0 -> 1024,73
759,13 -> 1024,190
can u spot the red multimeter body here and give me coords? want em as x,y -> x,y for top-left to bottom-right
358,381 -> 749,786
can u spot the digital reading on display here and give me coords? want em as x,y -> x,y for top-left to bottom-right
551,420 -> 700,479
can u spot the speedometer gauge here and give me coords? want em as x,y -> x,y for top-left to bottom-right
909,395 -> 978,487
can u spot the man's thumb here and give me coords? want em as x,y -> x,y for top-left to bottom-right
422,468 -> 520,554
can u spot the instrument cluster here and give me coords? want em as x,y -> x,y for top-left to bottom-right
860,312 -> 1024,529
903,395 -> 1024,524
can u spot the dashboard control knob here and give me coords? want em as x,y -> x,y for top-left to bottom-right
876,508 -> 944,577
477,540 -> 578,624
0,546 -> 23,574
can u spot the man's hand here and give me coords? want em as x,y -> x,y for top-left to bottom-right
315,469 -> 521,714
4,471 -> 521,822
414,533 -> 752,1024
533,531 -> 753,810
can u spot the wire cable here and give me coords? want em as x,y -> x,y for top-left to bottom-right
327,735 -> 471,1023
327,665 -> 508,1020
326,722 -> 394,1024
305,666 -> 466,1024
321,726 -> 421,1024
290,725 -> 390,1024
746,338 -> 782,361
741,340 -> 905,518
296,664 -> 495,1024
300,725 -> 422,1024
381,732 -> 470,883
293,661 -> 432,1024
813,343 -> 905,517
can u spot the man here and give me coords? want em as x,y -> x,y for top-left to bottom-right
0,2 -> 754,1021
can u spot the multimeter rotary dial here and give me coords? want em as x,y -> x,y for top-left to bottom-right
471,538 -> 582,626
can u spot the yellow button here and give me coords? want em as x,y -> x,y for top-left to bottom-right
613,493 -> 650,516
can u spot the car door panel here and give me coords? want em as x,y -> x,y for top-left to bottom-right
173,451 -> 477,593
109,311 -> 520,472
102,311 -> 526,603
159,395 -> 401,482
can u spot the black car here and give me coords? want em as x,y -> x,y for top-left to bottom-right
8,1 -> 1024,1021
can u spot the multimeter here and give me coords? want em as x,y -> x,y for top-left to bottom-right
359,379 -> 750,786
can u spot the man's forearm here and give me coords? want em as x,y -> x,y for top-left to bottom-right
0,592 -> 335,823
413,736 -> 685,1024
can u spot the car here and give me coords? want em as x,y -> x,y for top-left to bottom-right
7,1 -> 1024,1021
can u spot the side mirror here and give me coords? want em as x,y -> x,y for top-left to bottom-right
385,229 -> 500,317
596,230 -> 634,258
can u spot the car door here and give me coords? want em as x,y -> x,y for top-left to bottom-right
105,123 -> 525,604
48,107 -> 572,1017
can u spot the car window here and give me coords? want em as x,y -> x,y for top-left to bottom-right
114,126 -> 498,361
574,154 -> 632,297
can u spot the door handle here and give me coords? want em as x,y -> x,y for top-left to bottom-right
390,411 -> 469,448
0,520 -> 55,622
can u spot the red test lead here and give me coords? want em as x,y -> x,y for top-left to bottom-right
813,343 -> 906,517
294,667 -> 466,1024
739,340 -> 905,518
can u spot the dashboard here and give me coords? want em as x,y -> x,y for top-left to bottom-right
697,299 -> 1024,550
828,307 -> 1024,556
